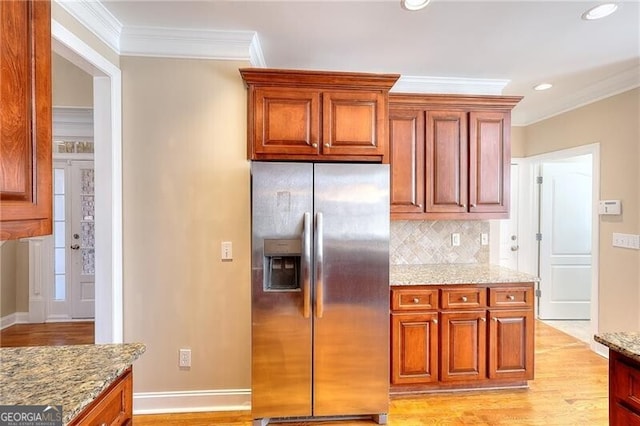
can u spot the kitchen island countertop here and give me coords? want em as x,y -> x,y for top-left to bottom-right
390,263 -> 539,286
0,343 -> 145,424
594,332 -> 640,363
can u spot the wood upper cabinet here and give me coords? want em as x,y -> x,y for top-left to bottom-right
0,0 -> 52,240
389,109 -> 425,213
240,68 -> 399,162
389,94 -> 521,220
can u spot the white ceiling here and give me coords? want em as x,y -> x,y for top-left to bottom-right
72,0 -> 640,126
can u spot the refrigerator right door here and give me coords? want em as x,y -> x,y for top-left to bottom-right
312,163 -> 390,417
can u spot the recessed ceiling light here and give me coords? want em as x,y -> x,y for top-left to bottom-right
582,3 -> 619,20
401,0 -> 431,11
534,83 -> 553,91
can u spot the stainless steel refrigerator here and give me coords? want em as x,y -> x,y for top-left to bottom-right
251,162 -> 390,426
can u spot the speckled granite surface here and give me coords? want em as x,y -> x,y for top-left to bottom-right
390,263 -> 539,285
0,343 -> 145,425
594,332 -> 640,363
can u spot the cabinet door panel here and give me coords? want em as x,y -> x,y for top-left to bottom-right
488,309 -> 534,380
391,312 -> 438,385
426,111 -> 467,213
323,91 -> 385,156
0,0 -> 52,240
389,109 -> 425,213
440,311 -> 486,382
469,111 -> 509,213
253,87 -> 320,155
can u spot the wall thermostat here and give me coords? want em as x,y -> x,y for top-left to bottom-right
599,200 -> 622,215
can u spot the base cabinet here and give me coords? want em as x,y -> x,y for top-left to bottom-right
609,351 -> 640,425
69,368 -> 132,426
390,283 -> 535,393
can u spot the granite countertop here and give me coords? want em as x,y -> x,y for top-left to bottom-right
390,263 -> 539,286
0,343 -> 145,424
594,332 -> 640,363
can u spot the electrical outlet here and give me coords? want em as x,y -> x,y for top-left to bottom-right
451,233 -> 460,247
221,241 -> 233,260
179,348 -> 191,368
481,233 -> 489,246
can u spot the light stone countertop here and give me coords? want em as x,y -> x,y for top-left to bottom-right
594,332 -> 640,363
390,263 -> 539,286
0,343 -> 145,425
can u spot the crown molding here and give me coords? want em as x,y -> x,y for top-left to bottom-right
391,75 -> 510,96
54,0 -> 123,54
120,26 -> 265,66
515,64 -> 640,126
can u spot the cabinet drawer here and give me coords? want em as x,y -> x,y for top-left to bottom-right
391,288 -> 438,311
488,286 -> 533,308
613,358 -> 640,414
69,368 -> 132,426
441,288 -> 486,309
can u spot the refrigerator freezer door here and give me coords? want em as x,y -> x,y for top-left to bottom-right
312,163 -> 390,417
251,162 -> 313,418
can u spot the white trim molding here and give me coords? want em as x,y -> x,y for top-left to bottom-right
120,26 -> 265,66
1,312 -> 29,330
391,75 -> 510,95
133,389 -> 251,415
54,0 -> 123,54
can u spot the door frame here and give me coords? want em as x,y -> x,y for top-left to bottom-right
520,143 -> 601,353
49,21 -> 123,343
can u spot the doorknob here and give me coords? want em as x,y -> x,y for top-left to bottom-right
70,244 -> 80,250
510,245 -> 520,251
511,235 -> 517,241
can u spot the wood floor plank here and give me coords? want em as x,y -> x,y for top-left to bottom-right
0,321 -> 94,347
134,321 -> 609,425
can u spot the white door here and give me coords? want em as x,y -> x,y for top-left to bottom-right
499,163 -> 520,270
70,161 -> 96,319
538,156 -> 592,319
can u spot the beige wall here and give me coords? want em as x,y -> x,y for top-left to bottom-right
121,57 -> 251,392
511,126 -> 526,158
522,88 -> 640,332
53,53 -> 93,107
1,242 -> 18,317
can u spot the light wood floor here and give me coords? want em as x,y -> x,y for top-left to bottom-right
0,321 -> 94,347
134,321 -> 610,425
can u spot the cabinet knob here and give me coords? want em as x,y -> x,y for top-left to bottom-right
470,203 -> 476,208
412,297 -> 420,304
480,317 -> 486,322
492,317 -> 498,322
324,143 -> 330,148
432,318 -> 438,324
459,203 -> 466,208
461,296 -> 468,302
312,143 -> 318,148
507,295 -> 515,301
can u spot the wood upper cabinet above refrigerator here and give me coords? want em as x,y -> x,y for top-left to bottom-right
0,0 -> 52,240
240,68 -> 399,162
388,94 -> 521,220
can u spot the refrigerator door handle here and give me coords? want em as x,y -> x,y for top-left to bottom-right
315,212 -> 324,318
302,212 -> 311,318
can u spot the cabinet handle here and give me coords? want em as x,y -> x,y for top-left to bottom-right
507,295 -> 515,301
412,297 -> 420,304
312,143 -> 318,148
461,296 -> 468,302
324,143 -> 330,148
432,318 -> 438,324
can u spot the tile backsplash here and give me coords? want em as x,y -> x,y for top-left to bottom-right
390,220 -> 489,265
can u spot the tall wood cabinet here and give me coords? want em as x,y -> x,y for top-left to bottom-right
390,283 -> 535,393
0,0 -> 52,240
389,94 -> 521,220
240,68 -> 399,162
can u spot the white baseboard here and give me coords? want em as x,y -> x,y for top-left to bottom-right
133,389 -> 251,415
1,312 -> 29,330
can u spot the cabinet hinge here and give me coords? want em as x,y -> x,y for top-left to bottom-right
536,233 -> 542,241
536,176 -> 543,184
535,289 -> 542,297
